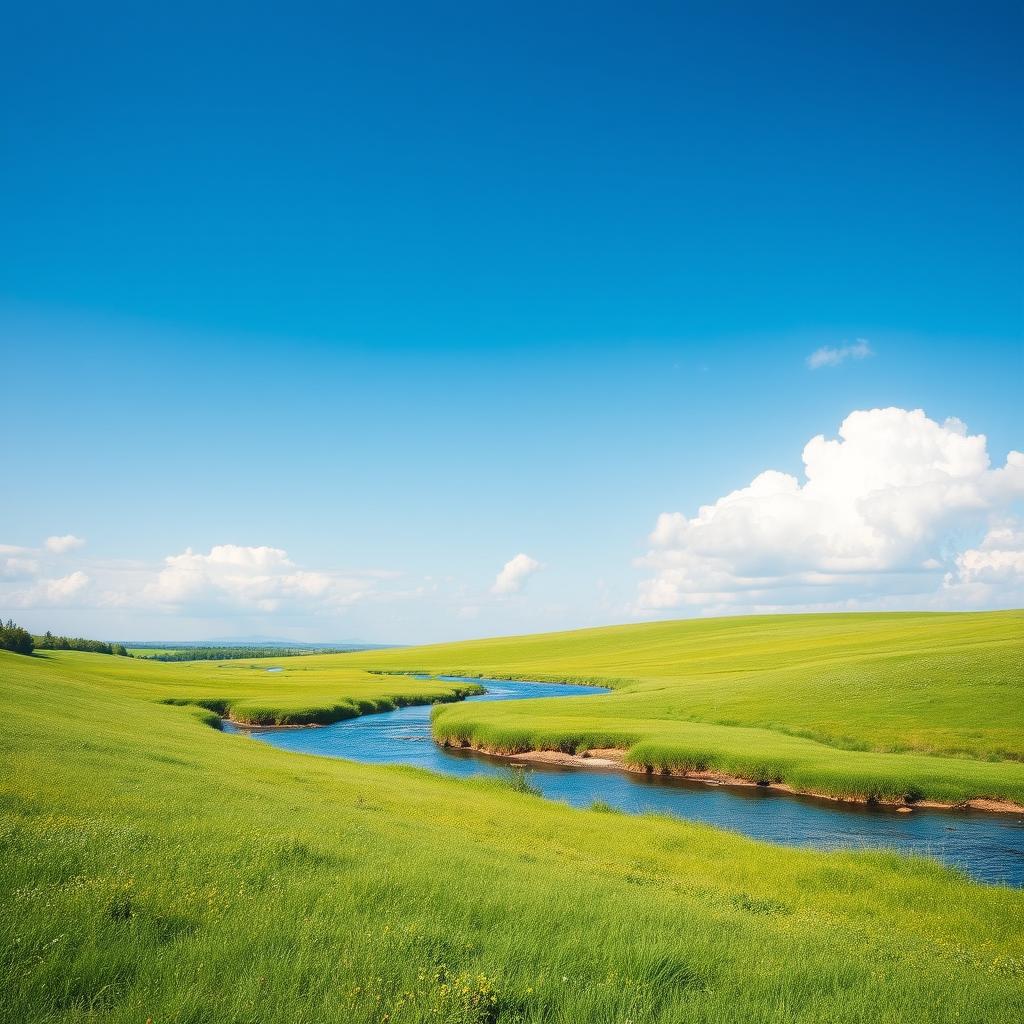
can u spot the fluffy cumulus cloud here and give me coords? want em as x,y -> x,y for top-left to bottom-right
45,534 -> 86,554
806,339 -> 873,369
0,538 -> 90,604
0,539 -> 395,618
636,408 -> 1024,613
144,544 -> 365,613
492,553 -> 542,595
1,570 -> 91,607
943,521 -> 1024,606
30,571 -> 92,605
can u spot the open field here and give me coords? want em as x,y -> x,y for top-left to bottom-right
348,611 -> 1024,807
6,651 -> 481,727
2,644 -> 1023,1023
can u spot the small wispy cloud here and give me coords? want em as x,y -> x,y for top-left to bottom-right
491,553 -> 542,595
45,534 -> 86,554
806,339 -> 873,370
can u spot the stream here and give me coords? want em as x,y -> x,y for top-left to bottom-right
223,676 -> 1024,886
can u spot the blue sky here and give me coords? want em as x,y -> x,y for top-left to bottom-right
2,2 -> 1021,642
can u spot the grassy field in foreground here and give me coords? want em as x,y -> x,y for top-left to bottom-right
1,645 -> 1023,1023
347,611 -> 1024,807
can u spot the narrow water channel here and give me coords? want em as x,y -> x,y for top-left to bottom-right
223,677 -> 1024,886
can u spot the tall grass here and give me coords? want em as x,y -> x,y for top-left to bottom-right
2,617 -> 1024,1022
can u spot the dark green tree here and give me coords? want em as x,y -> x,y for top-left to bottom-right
0,619 -> 34,655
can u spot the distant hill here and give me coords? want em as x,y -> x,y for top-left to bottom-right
123,639 -> 399,651
122,639 -> 401,662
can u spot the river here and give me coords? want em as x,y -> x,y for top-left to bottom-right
223,677 -> 1024,886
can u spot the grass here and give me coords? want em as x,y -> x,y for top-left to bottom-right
347,611 -> 1024,807
13,651 -> 483,727
1,614 -> 1023,1022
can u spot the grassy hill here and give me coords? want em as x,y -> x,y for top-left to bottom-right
2,613 -> 1023,1022
2,649 -> 482,727
351,611 -> 1024,807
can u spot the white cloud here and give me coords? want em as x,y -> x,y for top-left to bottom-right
636,408 -> 1024,612
806,339 -> 873,369
1,545 -> 39,579
18,571 -> 92,606
2,557 -> 39,579
0,541 -> 397,618
46,571 -> 91,601
144,544 -> 368,613
45,534 -> 86,554
946,521 -> 1024,588
492,553 -> 542,595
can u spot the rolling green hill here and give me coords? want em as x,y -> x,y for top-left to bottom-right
351,611 -> 1024,807
2,613 -> 1023,1022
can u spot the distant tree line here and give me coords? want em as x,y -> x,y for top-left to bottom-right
141,646 -> 332,662
0,625 -> 339,661
33,631 -> 132,657
1,620 -> 34,655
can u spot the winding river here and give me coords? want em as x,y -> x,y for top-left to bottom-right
223,677 -> 1024,887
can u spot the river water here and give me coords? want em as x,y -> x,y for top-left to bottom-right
223,677 -> 1024,886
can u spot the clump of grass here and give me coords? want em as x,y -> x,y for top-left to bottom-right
499,766 -> 542,797
730,892 -> 791,916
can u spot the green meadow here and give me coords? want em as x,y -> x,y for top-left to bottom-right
2,611 -> 1023,1022
356,611 -> 1024,807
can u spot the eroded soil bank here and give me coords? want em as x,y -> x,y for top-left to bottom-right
445,741 -> 1024,815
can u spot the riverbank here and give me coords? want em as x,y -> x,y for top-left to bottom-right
378,612 -> 1024,810
156,673 -> 485,729
445,741 -> 1024,815
217,684 -> 483,730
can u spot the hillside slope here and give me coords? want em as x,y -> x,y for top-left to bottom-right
350,611 -> 1024,806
